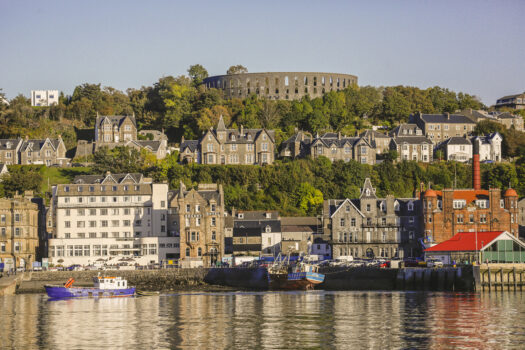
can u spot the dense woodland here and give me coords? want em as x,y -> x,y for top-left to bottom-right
1,65 -> 524,215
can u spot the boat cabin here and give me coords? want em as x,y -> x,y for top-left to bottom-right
92,276 -> 128,289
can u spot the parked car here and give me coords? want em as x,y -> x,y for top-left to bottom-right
427,259 -> 444,268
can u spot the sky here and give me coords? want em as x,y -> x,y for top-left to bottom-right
1,0 -> 524,105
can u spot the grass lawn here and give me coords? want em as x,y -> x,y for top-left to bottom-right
40,166 -> 92,193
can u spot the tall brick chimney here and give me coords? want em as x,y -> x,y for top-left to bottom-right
473,152 -> 481,190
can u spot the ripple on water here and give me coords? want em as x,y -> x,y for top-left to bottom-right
1,291 -> 525,349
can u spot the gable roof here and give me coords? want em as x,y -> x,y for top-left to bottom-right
96,115 -> 137,128
419,113 -> 476,124
424,231 -> 520,252
443,137 -> 472,146
180,140 -> 199,152
329,198 -> 365,218
392,136 -> 432,145
20,138 -> 62,152
73,173 -> 144,184
0,139 -> 21,151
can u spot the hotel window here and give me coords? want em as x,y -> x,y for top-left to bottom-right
100,209 -> 108,215
89,232 -> 97,238
89,186 -> 95,192
351,218 -> 356,227
64,186 -> 70,192
366,204 -> 371,212
453,200 -> 466,209
212,231 -> 216,241
124,208 -> 130,215
15,228 -> 20,236
186,204 -> 190,213
457,215 -> 464,224
211,217 -> 216,226
317,146 -> 323,154
89,221 -> 96,228
340,218 -> 345,227
65,221 -> 71,228
112,220 -> 119,227
196,205 -> 200,213
77,209 -> 85,216
77,221 -> 85,228
15,213 -> 20,222
196,218 -> 201,226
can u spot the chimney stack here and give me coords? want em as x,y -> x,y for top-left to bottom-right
473,151 -> 481,190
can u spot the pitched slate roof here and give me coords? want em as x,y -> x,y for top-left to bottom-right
0,139 -> 21,150
497,93 -> 525,101
420,114 -> 476,124
20,139 -> 62,152
73,173 -> 143,184
392,136 -> 432,144
443,137 -> 472,146
425,231 -> 507,252
390,124 -> 423,137
96,115 -> 137,128
212,128 -> 275,144
134,140 -> 163,152
180,140 -> 199,152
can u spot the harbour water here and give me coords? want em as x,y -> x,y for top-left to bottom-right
1,291 -> 525,349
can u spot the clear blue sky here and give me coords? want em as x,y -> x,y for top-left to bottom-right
1,0 -> 524,105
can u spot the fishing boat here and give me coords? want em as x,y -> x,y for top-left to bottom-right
45,275 -> 136,298
267,253 -> 325,290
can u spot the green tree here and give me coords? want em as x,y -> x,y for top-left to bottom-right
227,65 -> 248,75
187,64 -> 209,86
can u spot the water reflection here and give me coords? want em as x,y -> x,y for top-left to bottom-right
1,292 -> 524,349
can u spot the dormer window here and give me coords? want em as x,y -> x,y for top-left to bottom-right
476,200 -> 489,209
64,186 -> 70,192
77,186 -> 83,192
408,202 -> 414,211
265,212 -> 271,219
265,225 -> 271,233
394,202 -> 400,211
453,200 -> 466,209
231,134 -> 236,141
500,199 -> 504,208
365,189 -> 370,196
6,142 -> 11,149
263,134 -> 267,140
247,134 -> 252,141
238,213 -> 244,219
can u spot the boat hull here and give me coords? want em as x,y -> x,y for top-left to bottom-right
45,285 -> 136,298
268,271 -> 325,290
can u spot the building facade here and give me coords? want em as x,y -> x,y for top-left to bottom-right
180,116 -> 275,165
168,183 -> 225,267
472,132 -> 502,162
0,193 -> 40,271
309,133 -> 376,164
0,139 -> 23,165
48,173 -> 173,266
19,137 -> 69,166
231,211 -> 281,257
518,198 -> 525,238
31,90 -> 59,107
412,112 -> 476,144
280,217 -> 318,256
495,93 -> 525,110
323,178 -> 422,259
437,137 -> 472,162
420,156 -> 519,244
389,124 -> 433,162
203,72 -> 358,100
75,115 -> 167,159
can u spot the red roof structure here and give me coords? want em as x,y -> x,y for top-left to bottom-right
424,231 -> 504,252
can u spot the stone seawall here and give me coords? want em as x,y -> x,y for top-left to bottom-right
18,269 -> 210,293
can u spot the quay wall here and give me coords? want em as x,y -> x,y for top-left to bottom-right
17,269 -> 209,293
9,265 -> 482,294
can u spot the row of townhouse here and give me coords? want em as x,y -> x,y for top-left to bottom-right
40,169 -> 524,267
0,137 -> 68,166
180,111 -> 514,166
180,116 -> 276,165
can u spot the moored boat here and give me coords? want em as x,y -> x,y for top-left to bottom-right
268,254 -> 325,290
45,276 -> 136,298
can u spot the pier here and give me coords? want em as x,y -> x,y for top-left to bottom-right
480,264 -> 525,292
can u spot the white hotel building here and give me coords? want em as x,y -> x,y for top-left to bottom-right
48,172 -> 179,267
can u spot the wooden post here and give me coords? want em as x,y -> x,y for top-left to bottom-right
521,271 -> 523,292
481,269 -> 485,291
488,268 -> 492,291
500,268 -> 504,291
513,267 -> 517,291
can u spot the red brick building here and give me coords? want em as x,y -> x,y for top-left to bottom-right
419,154 -> 519,244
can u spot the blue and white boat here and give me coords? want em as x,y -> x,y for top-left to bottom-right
45,275 -> 136,299
268,254 -> 325,290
